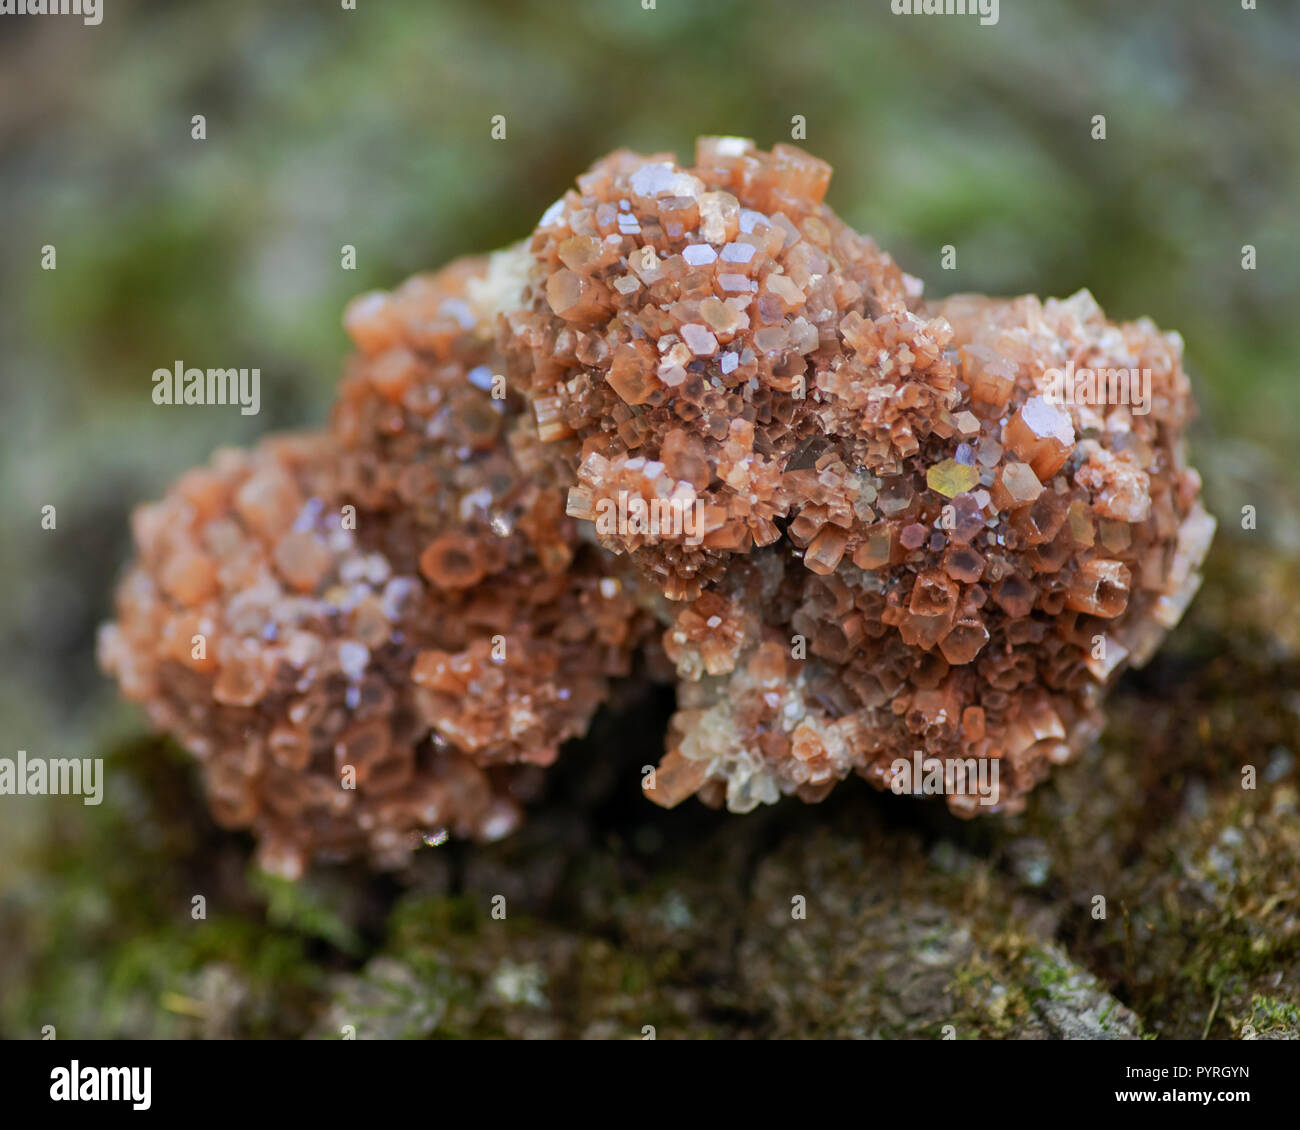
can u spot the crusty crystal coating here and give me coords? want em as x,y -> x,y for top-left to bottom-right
100,257 -> 647,874
102,139 -> 1214,868
500,138 -> 1214,818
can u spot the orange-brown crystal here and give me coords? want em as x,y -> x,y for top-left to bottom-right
101,140 -> 1214,869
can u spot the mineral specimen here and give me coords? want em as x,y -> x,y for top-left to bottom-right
100,257 -> 648,876
100,138 -> 1214,870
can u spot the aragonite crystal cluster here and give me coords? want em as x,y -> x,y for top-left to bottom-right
100,259 -> 650,875
100,138 -> 1214,873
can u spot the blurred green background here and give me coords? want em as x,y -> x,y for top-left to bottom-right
1,0 -> 1298,1039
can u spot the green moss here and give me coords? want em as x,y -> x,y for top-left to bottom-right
1241,996 -> 1300,1040
250,871 -> 365,957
